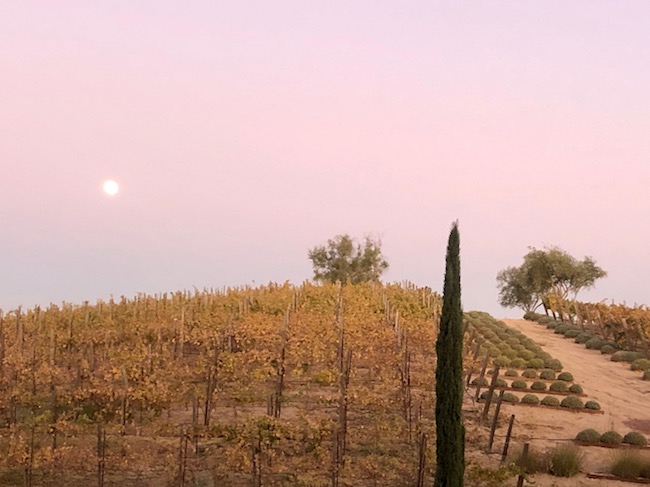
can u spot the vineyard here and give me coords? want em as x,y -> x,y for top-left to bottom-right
0,282 -> 444,487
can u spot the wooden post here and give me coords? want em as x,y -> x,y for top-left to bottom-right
501,414 -> 516,463
516,443 -> 529,487
480,366 -> 500,423
473,355 -> 489,401
487,390 -> 505,451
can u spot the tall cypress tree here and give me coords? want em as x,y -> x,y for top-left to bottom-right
434,222 -> 465,487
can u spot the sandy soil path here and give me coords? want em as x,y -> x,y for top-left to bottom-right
483,319 -> 650,486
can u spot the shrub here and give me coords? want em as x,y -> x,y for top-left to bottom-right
575,332 -> 593,344
585,400 -> 601,411
523,311 -> 538,321
610,450 -> 645,479
575,429 -> 601,442
509,357 -> 527,368
541,396 -> 560,407
554,324 -> 571,334
487,346 -> 501,357
537,316 -> 554,324
569,384 -> 583,394
558,372 -> 574,382
521,369 -> 537,379
601,344 -> 617,355
510,445 -> 548,474
504,369 -> 518,377
549,381 -> 569,392
612,351 -> 645,363
519,350 -> 536,361
560,396 -> 584,409
539,369 -> 556,380
494,355 -> 511,367
545,358 -> 563,371
530,381 -> 547,391
506,338 -> 520,348
471,377 -> 489,386
563,329 -> 581,339
585,337 -> 605,350
623,432 -> 648,446
501,393 -> 519,403
527,358 -> 545,369
511,379 -> 527,390
643,370 -> 650,381
496,378 -> 507,387
600,431 -> 624,445
521,394 -> 540,405
546,321 -> 558,330
549,444 -> 583,477
504,348 -> 519,359
631,359 -> 650,371
479,391 -> 490,400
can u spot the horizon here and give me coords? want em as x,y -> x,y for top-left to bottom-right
2,1 -> 648,317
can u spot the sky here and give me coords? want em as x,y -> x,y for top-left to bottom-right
1,1 -> 649,318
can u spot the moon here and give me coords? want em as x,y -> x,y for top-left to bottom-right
103,180 -> 120,196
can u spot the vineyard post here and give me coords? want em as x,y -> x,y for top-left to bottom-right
473,355 -> 489,401
501,414 -> 516,463
416,432 -> 427,487
178,426 -> 189,487
97,423 -> 106,487
487,390 -> 505,451
516,443 -> 529,487
480,366 -> 500,423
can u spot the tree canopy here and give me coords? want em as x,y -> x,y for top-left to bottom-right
497,246 -> 607,312
307,234 -> 388,285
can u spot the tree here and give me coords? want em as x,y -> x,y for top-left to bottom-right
497,246 -> 606,312
307,234 -> 388,284
434,222 -> 465,487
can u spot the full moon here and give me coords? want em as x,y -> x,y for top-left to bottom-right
103,180 -> 119,196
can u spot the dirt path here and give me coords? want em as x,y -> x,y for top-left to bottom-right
493,319 -> 650,486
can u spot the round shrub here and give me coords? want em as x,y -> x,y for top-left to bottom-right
563,329 -> 581,339
506,338 -> 520,348
560,396 -> 584,409
643,370 -> 650,381
631,358 -> 650,371
501,392 -> 519,403
574,332 -> 593,344
523,311 -> 539,321
545,359 -> 563,371
509,357 -> 527,368
504,348 -> 519,359
585,400 -> 601,410
554,324 -> 570,334
537,316 -> 554,324
541,396 -> 560,407
494,355 -> 511,367
519,350 -> 536,361
511,379 -> 528,390
513,344 -> 525,353
600,431 -> 623,445
522,369 -> 537,379
612,351 -> 645,363
537,351 -> 553,361
504,369 -> 518,377
530,380 -> 547,391
471,377 -> 489,386
545,321 -> 559,329
569,384 -> 583,394
600,344 -> 617,355
550,381 -> 569,392
539,369 -> 556,380
479,391 -> 490,400
558,372 -> 574,382
623,432 -> 648,446
527,358 -> 545,369
576,429 -> 601,442
521,394 -> 540,405
496,378 -> 508,387
585,337 -> 605,350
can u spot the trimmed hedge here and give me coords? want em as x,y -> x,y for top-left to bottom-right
560,396 -> 584,409
585,337 -> 605,350
569,384 -> 583,394
522,369 -> 537,379
510,357 -> 527,368
623,432 -> 648,446
541,396 -> 560,407
557,372 -> 574,382
601,344 -> 617,355
545,359 -> 563,371
504,369 -> 519,377
631,358 -> 650,371
585,400 -> 601,411
511,379 -> 528,390
539,369 -> 556,380
549,381 -> 569,392
530,381 -> 547,391
576,429 -> 601,442
521,394 -> 540,405
574,332 -> 593,344
600,431 -> 623,445
611,351 -> 645,363
502,392 -> 519,403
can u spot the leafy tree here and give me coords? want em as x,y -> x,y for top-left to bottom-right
435,222 -> 465,487
307,234 -> 388,284
497,246 -> 606,312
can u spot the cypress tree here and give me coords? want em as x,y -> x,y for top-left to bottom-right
434,222 -> 465,487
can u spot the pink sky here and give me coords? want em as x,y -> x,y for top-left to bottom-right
2,1 -> 649,316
